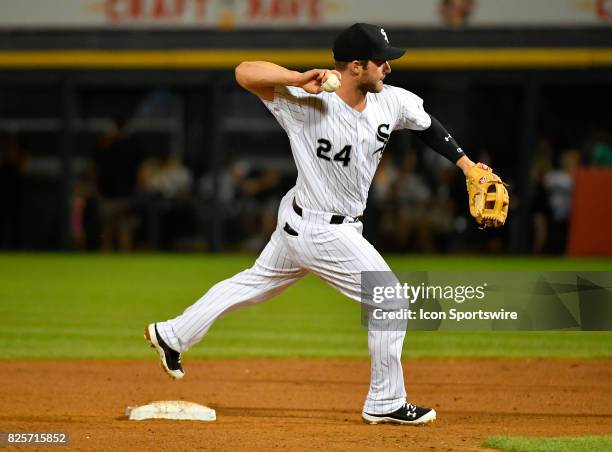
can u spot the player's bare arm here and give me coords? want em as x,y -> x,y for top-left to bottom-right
456,155 -> 475,174
235,61 -> 341,100
457,155 -> 503,183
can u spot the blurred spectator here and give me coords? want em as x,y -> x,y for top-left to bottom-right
241,168 -> 282,251
528,138 -> 554,254
589,128 -> 612,167
199,159 -> 249,204
530,159 -> 552,254
138,149 -> 194,249
439,0 -> 474,28
92,117 -> 143,251
421,149 -> 461,251
544,149 -> 580,253
368,155 -> 398,247
198,159 -> 282,251
139,149 -> 193,199
72,162 -> 99,250
198,159 -> 250,246
430,165 -> 460,252
394,151 -> 434,251
0,136 -> 30,249
372,155 -> 398,203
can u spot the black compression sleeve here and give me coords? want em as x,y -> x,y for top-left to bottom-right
413,114 -> 465,163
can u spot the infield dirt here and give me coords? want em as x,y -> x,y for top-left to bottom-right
1,359 -> 610,451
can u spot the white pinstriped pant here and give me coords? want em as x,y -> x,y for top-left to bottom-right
157,188 -> 407,414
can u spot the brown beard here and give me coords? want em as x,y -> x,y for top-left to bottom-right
358,78 -> 382,94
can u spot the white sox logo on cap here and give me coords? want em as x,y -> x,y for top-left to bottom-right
380,28 -> 389,44
332,23 -> 405,62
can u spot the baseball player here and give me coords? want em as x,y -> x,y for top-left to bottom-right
145,23 -> 507,425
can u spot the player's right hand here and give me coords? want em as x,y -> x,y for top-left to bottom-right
298,69 -> 341,94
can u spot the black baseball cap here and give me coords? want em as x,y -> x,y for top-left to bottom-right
333,23 -> 406,62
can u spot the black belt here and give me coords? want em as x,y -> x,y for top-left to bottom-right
292,198 -> 362,225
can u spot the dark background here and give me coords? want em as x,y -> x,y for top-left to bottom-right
0,27 -> 611,254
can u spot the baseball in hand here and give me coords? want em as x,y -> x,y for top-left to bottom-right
322,73 -> 341,93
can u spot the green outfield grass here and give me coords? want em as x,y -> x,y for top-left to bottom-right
0,253 -> 610,359
484,435 -> 612,452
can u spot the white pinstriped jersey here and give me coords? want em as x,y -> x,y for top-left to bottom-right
160,81 -> 426,417
263,84 -> 431,217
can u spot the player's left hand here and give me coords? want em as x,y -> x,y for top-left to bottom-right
298,69 -> 341,94
465,162 -> 509,228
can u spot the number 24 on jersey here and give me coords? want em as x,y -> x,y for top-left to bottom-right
316,138 -> 351,167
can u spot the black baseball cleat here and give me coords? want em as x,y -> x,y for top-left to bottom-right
144,323 -> 184,380
362,403 -> 436,425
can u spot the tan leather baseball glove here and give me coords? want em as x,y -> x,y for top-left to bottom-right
465,162 -> 509,228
